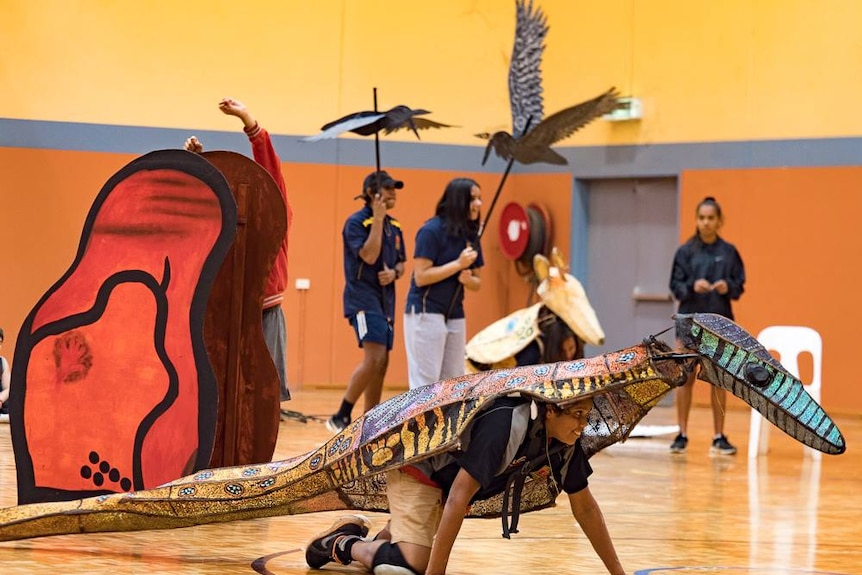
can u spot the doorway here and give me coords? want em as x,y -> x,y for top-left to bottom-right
576,177 -> 679,357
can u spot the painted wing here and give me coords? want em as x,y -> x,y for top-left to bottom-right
301,111 -> 385,142
520,87 -> 621,148
509,0 -> 548,137
465,303 -> 544,364
675,313 -> 846,454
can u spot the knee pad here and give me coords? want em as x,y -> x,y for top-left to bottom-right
371,542 -> 421,575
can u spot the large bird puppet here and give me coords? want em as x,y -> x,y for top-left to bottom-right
0,314 -> 845,542
476,0 -> 623,165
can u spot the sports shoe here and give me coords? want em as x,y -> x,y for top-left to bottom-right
710,434 -> 737,455
305,515 -> 371,569
669,434 -> 688,453
325,415 -> 349,434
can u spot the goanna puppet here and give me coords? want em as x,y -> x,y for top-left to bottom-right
0,313 -> 846,542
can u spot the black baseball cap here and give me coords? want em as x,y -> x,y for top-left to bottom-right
362,170 -> 404,194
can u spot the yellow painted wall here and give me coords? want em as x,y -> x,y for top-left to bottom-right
2,0 -> 861,144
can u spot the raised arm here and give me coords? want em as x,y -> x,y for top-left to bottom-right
219,97 -> 288,197
358,194 -> 387,266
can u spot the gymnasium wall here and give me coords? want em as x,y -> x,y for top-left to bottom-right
2,1 -> 861,413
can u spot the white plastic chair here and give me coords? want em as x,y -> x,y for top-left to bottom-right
748,326 -> 822,460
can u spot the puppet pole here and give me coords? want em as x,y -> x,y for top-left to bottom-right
373,87 -> 382,189
479,157 -> 515,239
478,115 -> 533,239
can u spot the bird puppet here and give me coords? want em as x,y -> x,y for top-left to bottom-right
302,104 -> 453,142
476,0 -> 624,165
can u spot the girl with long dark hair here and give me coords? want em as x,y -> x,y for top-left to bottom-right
403,178 -> 483,389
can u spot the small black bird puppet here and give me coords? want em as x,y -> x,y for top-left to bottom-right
476,0 -> 624,165
302,105 -> 452,142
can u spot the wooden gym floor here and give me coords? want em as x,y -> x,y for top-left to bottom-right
0,388 -> 859,574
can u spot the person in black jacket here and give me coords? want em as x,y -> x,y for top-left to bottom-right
668,196 -> 746,455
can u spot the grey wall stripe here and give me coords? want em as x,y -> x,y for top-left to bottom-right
2,118 -> 861,178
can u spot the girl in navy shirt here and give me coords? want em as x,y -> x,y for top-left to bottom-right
403,178 -> 483,389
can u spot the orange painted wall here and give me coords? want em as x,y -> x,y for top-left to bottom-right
681,167 -> 862,415
2,147 -> 570,393
8,150 -> 858,415
1,148 -> 137,351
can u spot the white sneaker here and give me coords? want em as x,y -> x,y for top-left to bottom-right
325,415 -> 349,434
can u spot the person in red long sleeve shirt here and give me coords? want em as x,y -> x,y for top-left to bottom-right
184,98 -> 293,407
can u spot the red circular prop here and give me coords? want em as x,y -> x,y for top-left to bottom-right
498,202 -> 530,260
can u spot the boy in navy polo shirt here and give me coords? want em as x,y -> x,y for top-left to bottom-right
326,171 -> 407,433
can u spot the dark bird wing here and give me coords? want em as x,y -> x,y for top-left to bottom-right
301,111 -> 385,142
509,0 -> 548,137
383,117 -> 454,135
380,106 -> 453,139
320,110 -> 382,131
520,87 -> 621,148
305,105 -> 454,142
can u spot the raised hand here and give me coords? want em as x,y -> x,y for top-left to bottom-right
218,98 -> 256,130
218,98 -> 247,118
371,193 -> 388,220
184,136 -> 203,153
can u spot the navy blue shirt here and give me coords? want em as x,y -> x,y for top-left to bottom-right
342,205 -> 406,321
405,216 -> 484,319
669,235 -> 745,320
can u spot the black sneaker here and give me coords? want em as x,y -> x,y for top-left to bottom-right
325,415 -> 349,434
305,515 -> 371,569
669,434 -> 688,454
710,434 -> 737,455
